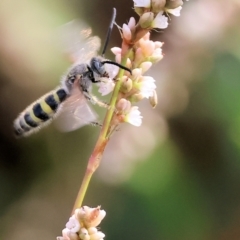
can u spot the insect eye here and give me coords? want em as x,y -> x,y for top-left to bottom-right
68,75 -> 75,84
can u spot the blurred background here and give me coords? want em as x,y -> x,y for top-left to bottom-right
0,0 -> 240,239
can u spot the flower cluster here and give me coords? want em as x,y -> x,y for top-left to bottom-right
110,31 -> 163,127
134,0 -> 186,29
57,206 -> 106,240
112,31 -> 163,126
97,0 -> 188,128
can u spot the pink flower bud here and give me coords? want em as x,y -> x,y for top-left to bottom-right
116,99 -> 131,113
76,206 -> 106,228
90,231 -> 105,240
128,17 -> 136,31
121,76 -> 133,93
111,47 -> 122,56
151,0 -> 166,12
122,24 -> 132,41
165,0 -> 183,9
115,53 -> 121,64
140,61 -> 152,73
139,12 -> 154,28
149,90 -> 158,108
140,40 -> 155,57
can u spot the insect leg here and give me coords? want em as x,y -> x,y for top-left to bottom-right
90,121 -> 102,127
82,90 -> 109,108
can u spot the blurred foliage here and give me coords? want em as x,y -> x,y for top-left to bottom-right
1,0 -> 240,240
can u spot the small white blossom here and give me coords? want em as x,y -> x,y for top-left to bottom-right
125,106 -> 143,126
138,76 -> 156,98
57,237 -> 66,240
98,79 -> 115,96
150,47 -> 163,62
133,0 -> 151,7
151,12 -> 168,29
62,228 -> 79,240
154,41 -> 163,48
165,6 -> 182,16
66,216 -> 81,233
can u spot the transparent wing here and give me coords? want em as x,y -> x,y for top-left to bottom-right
54,87 -> 97,132
59,20 -> 101,64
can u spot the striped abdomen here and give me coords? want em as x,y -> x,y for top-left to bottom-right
14,87 -> 68,137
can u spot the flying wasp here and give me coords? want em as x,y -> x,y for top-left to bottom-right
13,9 -> 131,137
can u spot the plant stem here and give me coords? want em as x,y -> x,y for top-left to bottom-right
71,139 -> 107,214
71,51 -> 131,214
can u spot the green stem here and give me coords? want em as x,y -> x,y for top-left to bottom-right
101,53 -> 130,138
71,51 -> 131,214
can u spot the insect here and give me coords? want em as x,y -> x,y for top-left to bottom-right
13,8 -> 130,137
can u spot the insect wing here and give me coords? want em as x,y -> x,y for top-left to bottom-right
59,20 -> 101,64
55,87 -> 97,132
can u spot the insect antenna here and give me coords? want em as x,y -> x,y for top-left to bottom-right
102,60 -> 132,74
101,8 -> 116,57
101,7 -> 132,75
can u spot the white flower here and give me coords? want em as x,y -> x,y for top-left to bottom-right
98,78 -> 115,96
165,6 -> 182,16
138,76 -> 156,98
154,41 -> 163,48
65,216 -> 81,233
125,106 -> 143,127
62,228 -> 79,240
150,47 -> 163,63
151,12 -> 168,29
57,237 -> 66,240
133,0 -> 151,7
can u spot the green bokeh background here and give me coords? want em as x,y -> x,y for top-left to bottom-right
0,0 -> 240,239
